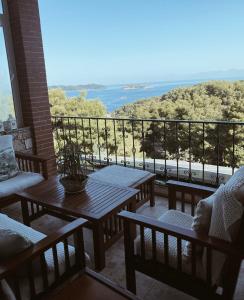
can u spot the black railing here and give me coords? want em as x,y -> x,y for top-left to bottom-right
52,116 -> 244,186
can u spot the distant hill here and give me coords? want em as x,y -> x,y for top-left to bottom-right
49,84 -> 105,91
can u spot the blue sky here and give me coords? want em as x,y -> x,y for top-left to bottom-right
39,0 -> 244,85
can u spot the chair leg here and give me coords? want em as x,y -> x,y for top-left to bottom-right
125,262 -> 136,294
124,220 -> 136,294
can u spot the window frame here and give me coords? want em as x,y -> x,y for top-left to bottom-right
0,0 -> 23,127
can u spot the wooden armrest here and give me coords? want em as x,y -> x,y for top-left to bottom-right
15,151 -> 48,163
0,218 -> 88,279
119,211 -> 243,258
167,180 -> 217,195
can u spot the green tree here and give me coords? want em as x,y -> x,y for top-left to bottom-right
115,81 -> 244,167
49,89 -> 107,117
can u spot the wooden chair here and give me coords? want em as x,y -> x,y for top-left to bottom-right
0,218 -> 87,300
0,151 -> 49,210
119,180 -> 244,300
0,216 -> 139,300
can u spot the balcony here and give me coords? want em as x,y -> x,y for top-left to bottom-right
2,1 -> 244,299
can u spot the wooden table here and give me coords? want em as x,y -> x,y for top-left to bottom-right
16,176 -> 139,270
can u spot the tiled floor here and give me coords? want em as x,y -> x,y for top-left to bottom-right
3,196 -> 244,300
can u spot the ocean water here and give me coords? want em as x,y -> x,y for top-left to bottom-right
65,79 -> 206,112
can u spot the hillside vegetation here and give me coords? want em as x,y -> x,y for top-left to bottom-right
114,80 -> 244,121
49,88 -> 106,117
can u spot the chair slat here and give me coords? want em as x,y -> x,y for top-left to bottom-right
177,238 -> 182,271
151,229 -> 157,261
164,234 -> 169,265
63,238 -> 71,272
52,245 -> 60,280
40,253 -> 49,290
140,226 -> 145,259
191,243 -> 196,276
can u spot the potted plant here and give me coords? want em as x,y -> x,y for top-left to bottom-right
58,140 -> 88,194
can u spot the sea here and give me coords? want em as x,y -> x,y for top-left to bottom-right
65,78 -> 223,112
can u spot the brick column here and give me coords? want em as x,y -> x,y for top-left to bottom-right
6,0 -> 56,176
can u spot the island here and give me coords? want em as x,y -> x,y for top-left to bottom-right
49,84 -> 106,91
123,83 -> 146,90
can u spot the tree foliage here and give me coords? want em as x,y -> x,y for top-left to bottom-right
114,81 -> 244,167
49,89 -> 107,117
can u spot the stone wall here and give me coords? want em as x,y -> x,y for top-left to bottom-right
0,127 -> 33,153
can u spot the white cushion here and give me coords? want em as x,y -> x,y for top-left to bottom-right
0,171 -> 44,198
134,210 -> 205,279
89,165 -> 151,187
192,193 -> 216,233
184,187 -> 218,258
0,213 -> 76,299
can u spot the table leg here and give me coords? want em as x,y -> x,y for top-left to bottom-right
93,222 -> 105,271
21,199 -> 30,226
150,181 -> 155,207
168,185 -> 177,210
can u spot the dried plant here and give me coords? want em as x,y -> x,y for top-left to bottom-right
57,140 -> 88,180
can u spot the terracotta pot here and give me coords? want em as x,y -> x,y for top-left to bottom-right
60,175 -> 88,194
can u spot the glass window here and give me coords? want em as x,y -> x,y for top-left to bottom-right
0,27 -> 16,129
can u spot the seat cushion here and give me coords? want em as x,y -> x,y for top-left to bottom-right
0,228 -> 33,259
134,210 -> 205,279
0,135 -> 18,182
89,165 -> 151,187
0,280 -> 16,300
0,213 -> 76,299
0,171 -> 44,198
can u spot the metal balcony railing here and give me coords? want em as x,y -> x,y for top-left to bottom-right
52,116 -> 244,186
